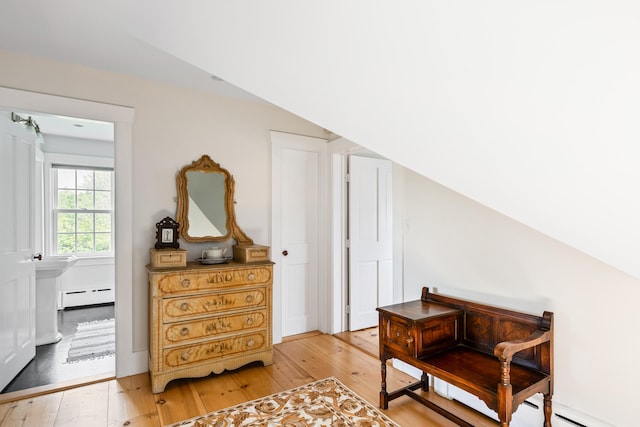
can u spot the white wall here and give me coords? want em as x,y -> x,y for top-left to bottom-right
0,49 -> 326,356
402,167 -> 637,426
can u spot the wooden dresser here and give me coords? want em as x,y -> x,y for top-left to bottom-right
147,260 -> 273,393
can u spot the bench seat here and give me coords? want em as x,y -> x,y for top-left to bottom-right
421,346 -> 549,396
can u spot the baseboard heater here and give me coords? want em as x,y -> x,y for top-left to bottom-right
430,376 -> 614,427
62,287 -> 115,308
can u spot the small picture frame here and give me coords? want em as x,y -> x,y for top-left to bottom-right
155,217 -> 180,249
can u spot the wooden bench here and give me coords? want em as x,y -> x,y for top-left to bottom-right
377,287 -> 553,427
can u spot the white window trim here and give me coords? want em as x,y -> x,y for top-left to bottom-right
44,153 -> 114,258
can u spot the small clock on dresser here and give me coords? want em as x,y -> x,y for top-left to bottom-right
155,217 -> 180,249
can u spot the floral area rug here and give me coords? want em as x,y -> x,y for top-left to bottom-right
166,377 -> 400,427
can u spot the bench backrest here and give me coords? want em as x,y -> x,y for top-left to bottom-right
422,287 -> 552,374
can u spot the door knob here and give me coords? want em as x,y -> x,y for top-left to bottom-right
282,250 -> 288,256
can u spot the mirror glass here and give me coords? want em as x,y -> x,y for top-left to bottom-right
176,155 -> 253,244
185,171 -> 227,237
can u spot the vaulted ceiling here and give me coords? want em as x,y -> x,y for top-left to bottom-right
2,1 -> 639,279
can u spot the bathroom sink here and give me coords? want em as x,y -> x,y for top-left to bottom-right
35,255 -> 78,345
35,255 -> 78,279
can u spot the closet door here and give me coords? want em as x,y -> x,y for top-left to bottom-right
271,131 -> 327,340
348,155 -> 393,331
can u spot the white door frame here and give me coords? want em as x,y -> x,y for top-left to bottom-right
0,87 -> 143,378
327,138 -> 362,333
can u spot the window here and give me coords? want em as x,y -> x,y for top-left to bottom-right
53,166 -> 113,255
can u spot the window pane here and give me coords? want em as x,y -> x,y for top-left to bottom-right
77,190 -> 94,209
57,169 -> 76,189
95,213 -> 111,232
95,233 -> 111,252
57,190 -> 76,209
95,191 -> 111,210
53,167 -> 113,256
57,213 -> 76,233
95,171 -> 111,191
77,233 -> 94,253
77,170 -> 94,190
77,213 -> 94,232
57,234 -> 75,254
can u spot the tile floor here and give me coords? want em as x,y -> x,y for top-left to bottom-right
1,303 -> 115,394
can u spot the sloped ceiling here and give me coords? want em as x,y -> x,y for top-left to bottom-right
125,1 -> 640,279
2,1 -> 639,279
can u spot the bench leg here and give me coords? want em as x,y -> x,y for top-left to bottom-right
380,359 -> 389,409
543,393 -> 552,427
421,372 -> 429,392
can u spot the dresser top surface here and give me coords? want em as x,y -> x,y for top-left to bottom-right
146,260 -> 274,274
377,299 -> 462,322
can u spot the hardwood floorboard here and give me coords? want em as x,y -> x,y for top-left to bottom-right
0,392 -> 62,427
334,326 -> 380,359
187,372 -> 241,415
264,345 -> 315,389
107,374 -> 159,427
54,381 -> 110,426
0,333 -> 499,427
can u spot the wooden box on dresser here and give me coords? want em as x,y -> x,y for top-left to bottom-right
147,260 -> 274,393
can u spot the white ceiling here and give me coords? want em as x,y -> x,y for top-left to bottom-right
10,111 -> 115,141
0,0 -> 258,140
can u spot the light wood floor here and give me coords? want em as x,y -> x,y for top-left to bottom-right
0,332 -> 496,427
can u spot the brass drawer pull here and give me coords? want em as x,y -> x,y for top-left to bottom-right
247,339 -> 255,347
246,294 -> 254,303
180,302 -> 189,311
247,273 -> 256,280
180,351 -> 190,361
246,317 -> 254,326
181,279 -> 191,288
180,327 -> 189,336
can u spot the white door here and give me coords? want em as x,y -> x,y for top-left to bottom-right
348,155 -> 393,331
271,131 -> 326,339
0,112 -> 36,391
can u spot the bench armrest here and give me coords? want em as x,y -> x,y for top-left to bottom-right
494,329 -> 552,362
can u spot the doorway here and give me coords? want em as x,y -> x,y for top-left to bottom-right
1,110 -> 116,394
0,87 -> 135,393
328,139 -> 400,335
270,131 -> 327,343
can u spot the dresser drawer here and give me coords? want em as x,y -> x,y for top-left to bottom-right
163,287 -> 266,321
163,309 -> 267,344
154,266 -> 272,296
163,331 -> 267,368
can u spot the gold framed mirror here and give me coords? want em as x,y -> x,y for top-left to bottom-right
176,155 -> 253,244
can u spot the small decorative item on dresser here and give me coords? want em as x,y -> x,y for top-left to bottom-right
149,248 -> 187,269
233,244 -> 270,263
155,217 -> 180,249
